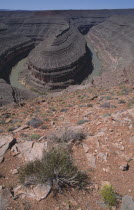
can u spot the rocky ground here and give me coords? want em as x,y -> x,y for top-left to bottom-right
0,84 -> 134,210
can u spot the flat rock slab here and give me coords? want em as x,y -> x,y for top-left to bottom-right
14,183 -> 51,201
0,135 -> 16,158
121,195 -> 134,210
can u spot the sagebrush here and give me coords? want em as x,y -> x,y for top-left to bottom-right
19,148 -> 88,193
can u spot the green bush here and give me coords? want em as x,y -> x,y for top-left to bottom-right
19,148 -> 88,192
100,184 -> 117,208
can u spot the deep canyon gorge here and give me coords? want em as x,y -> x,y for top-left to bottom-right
0,9 -> 134,105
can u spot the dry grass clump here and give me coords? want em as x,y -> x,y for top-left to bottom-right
19,148 -> 88,193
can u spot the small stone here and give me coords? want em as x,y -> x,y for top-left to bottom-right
82,143 -> 89,153
94,150 -> 98,154
5,118 -> 11,123
11,169 -> 18,175
102,168 -> 109,173
51,121 -> 55,126
94,184 -> 99,190
96,121 -> 101,126
120,146 -> 125,151
119,162 -> 129,171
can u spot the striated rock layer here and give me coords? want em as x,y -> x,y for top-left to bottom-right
27,24 -> 93,90
87,15 -> 134,87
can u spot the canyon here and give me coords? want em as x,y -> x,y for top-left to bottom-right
0,9 -> 134,105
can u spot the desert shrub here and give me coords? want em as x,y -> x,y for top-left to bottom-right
77,119 -> 89,125
127,97 -> 134,108
19,148 -> 88,192
118,88 -> 129,96
105,96 -> 112,100
48,128 -> 86,143
30,134 -> 41,140
23,201 -> 31,210
60,108 -> 68,112
43,118 -> 49,122
100,184 -> 117,208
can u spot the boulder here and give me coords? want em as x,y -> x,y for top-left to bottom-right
16,141 -> 47,162
14,182 -> 51,201
121,195 -> 134,210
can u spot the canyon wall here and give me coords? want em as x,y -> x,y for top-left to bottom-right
87,15 -> 134,87
0,35 -> 34,81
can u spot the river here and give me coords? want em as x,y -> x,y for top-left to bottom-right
10,57 -> 27,90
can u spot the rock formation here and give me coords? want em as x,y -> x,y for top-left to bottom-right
27,24 -> 93,90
